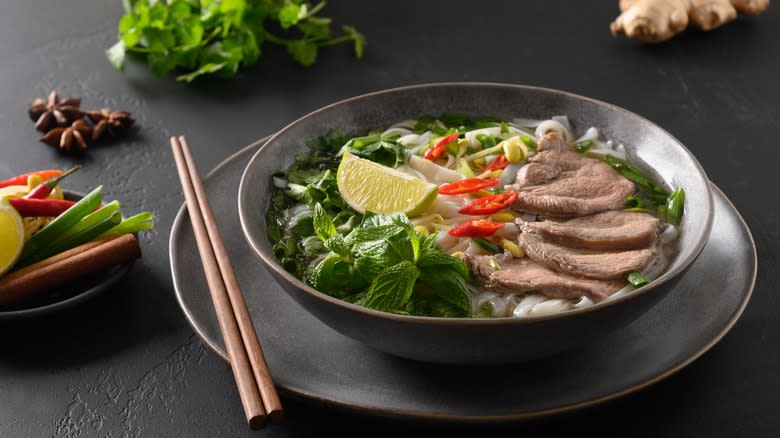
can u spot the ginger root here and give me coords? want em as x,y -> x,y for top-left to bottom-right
611,0 -> 770,43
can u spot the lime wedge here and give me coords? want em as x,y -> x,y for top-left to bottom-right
0,198 -> 25,276
337,151 -> 438,216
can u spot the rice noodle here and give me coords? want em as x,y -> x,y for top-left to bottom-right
392,115 -> 680,318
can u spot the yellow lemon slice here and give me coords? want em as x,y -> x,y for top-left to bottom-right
0,198 -> 25,276
337,151 -> 438,217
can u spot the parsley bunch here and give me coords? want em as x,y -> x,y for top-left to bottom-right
107,0 -> 365,82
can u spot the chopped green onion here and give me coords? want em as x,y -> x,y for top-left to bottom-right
489,259 -> 502,270
625,195 -> 642,209
473,237 -> 502,254
476,134 -> 497,149
520,135 -> 537,150
603,155 -> 669,197
576,140 -> 594,153
665,188 -> 685,225
627,271 -> 649,288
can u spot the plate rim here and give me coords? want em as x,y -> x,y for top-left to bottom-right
170,138 -> 756,422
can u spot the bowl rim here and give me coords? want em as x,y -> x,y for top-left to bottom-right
238,81 -> 714,326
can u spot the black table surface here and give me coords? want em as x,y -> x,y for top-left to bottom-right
2,1 -> 778,436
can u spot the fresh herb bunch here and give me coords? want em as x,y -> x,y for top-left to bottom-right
310,206 -> 472,317
266,128 -> 473,317
107,0 -> 365,82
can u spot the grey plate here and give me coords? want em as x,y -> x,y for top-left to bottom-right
170,138 -> 756,421
0,191 -> 134,321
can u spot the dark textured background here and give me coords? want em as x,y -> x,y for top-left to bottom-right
1,1 -> 778,436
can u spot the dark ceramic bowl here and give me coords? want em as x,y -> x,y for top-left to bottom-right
238,83 -> 714,364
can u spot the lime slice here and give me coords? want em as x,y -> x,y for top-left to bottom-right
0,198 -> 25,276
337,151 -> 438,216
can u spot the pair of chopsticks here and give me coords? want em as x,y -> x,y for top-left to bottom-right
171,136 -> 282,429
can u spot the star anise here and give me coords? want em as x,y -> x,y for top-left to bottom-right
40,118 -> 93,152
28,91 -> 83,133
86,108 -> 134,141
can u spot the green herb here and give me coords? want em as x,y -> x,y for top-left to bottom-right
627,271 -> 649,288
109,0 -> 365,82
346,135 -> 406,168
307,207 -> 472,317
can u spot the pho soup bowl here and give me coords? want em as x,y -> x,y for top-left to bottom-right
238,83 -> 713,365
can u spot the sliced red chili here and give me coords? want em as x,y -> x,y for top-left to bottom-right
459,192 -> 518,215
448,219 -> 504,238
484,154 -> 510,172
423,132 -> 459,161
438,177 -> 499,195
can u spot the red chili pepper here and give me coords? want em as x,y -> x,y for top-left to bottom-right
25,165 -> 80,199
423,132 -> 459,161
459,192 -> 519,215
484,154 -> 510,172
0,169 -> 63,189
438,177 -> 499,195
8,198 -> 75,217
448,219 -> 504,238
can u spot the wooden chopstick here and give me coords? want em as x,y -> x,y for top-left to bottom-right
171,136 -> 283,429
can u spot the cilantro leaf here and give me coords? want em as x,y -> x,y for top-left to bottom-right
110,1 -> 365,81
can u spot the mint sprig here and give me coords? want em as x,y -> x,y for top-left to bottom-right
308,207 -> 473,317
109,0 -> 365,82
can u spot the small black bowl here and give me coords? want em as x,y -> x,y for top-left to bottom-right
0,191 -> 134,321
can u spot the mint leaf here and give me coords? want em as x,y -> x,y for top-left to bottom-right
363,261 -> 420,312
418,266 -> 472,315
313,203 -> 337,242
309,254 -> 366,298
417,235 -> 468,276
345,224 -> 404,246
325,234 -> 352,261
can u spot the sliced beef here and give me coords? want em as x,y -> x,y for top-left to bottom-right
507,133 -> 635,217
517,210 -> 661,251
463,253 -> 624,302
517,232 -> 658,280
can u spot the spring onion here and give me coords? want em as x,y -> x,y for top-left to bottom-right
17,185 -> 103,264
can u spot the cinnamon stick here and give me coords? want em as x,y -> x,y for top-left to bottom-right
0,233 -> 141,306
